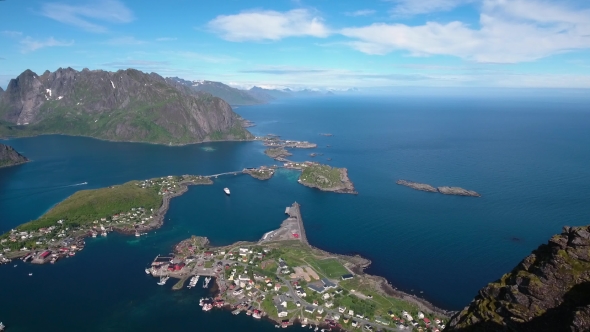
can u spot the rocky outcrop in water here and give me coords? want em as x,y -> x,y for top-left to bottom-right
0,68 -> 253,144
446,225 -> 590,332
0,143 -> 28,167
396,180 -> 438,193
396,180 -> 480,197
437,186 -> 480,197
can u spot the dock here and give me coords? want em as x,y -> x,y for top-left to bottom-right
258,202 -> 308,245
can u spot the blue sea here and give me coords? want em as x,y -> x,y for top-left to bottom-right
1,93 -> 590,331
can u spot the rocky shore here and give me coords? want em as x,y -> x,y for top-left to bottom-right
396,180 -> 480,197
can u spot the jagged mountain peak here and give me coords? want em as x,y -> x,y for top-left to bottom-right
0,68 -> 252,144
446,225 -> 590,332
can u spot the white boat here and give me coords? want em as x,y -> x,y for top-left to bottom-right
29,273 -> 33,276
135,231 -> 140,237
223,187 -> 230,195
0,321 -> 5,331
144,268 -> 151,275
202,303 -> 213,311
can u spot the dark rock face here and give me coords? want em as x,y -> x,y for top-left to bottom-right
0,143 -> 28,167
446,225 -> 590,332
0,68 -> 252,144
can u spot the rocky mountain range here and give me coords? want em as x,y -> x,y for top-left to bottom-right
0,68 -> 252,145
0,143 -> 28,168
446,225 -> 590,332
166,77 -> 336,105
166,77 -> 262,105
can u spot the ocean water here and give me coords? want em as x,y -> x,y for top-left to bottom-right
1,94 -> 590,331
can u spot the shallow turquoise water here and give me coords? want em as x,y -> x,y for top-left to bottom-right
1,94 -> 590,330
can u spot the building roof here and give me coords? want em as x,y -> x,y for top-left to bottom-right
341,274 -> 354,280
307,283 -> 325,293
321,278 -> 337,288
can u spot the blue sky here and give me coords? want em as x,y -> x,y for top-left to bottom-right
1,0 -> 590,90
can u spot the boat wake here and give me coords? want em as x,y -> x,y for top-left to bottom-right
67,182 -> 88,187
0,182 -> 89,203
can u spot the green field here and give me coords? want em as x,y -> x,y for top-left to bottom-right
15,181 -> 162,231
309,258 -> 349,278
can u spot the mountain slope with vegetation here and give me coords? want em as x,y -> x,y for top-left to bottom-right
446,225 -> 590,332
0,68 -> 253,145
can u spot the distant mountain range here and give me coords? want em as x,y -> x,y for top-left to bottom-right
167,77 -> 338,106
0,68 -> 252,145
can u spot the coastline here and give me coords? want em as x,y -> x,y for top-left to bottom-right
0,132 -> 256,147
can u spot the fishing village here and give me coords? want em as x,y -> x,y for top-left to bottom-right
145,203 -> 450,331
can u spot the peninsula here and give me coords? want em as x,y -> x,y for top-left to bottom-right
0,143 -> 28,168
147,203 -> 450,331
396,180 -> 480,197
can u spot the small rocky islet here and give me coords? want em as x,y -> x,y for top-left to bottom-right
0,143 -> 28,168
396,180 -> 480,197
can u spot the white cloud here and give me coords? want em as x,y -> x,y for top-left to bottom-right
341,0 -> 590,63
389,0 -> 471,15
345,9 -> 376,17
208,9 -> 330,41
156,37 -> 177,42
41,0 -> 134,33
20,36 -> 74,53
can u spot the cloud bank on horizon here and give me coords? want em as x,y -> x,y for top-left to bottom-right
0,0 -> 589,89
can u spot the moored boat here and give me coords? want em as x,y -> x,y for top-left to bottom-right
223,187 -> 230,195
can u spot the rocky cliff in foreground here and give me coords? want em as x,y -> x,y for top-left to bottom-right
446,225 -> 590,332
0,143 -> 28,167
0,68 -> 253,145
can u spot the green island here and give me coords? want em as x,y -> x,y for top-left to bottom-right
148,203 -> 450,330
264,147 -> 292,159
298,163 -> 357,194
243,166 -> 276,180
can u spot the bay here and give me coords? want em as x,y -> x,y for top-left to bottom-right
1,94 -> 590,331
